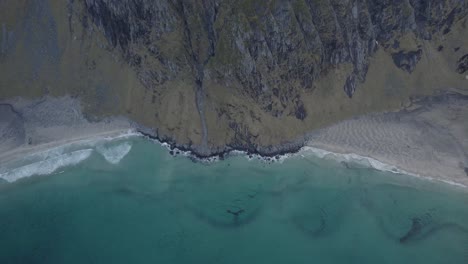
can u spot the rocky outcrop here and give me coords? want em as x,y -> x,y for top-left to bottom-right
79,0 -> 467,99
392,49 -> 423,73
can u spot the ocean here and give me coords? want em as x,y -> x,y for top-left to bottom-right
0,135 -> 467,263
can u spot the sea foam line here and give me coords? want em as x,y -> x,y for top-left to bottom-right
0,130 -> 139,182
298,146 -> 467,189
1,129 -> 465,189
299,146 -> 403,173
139,131 -> 465,187
0,149 -> 93,182
144,134 -> 467,189
18,129 -> 139,161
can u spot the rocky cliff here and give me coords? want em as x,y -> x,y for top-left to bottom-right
1,0 -> 467,156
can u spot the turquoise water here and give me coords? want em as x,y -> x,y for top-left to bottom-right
0,137 -> 467,263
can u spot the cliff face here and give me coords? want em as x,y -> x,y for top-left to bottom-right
1,0 -> 468,156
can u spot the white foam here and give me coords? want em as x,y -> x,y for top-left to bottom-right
18,129 -> 139,162
132,132 -> 468,188
298,146 -> 467,189
0,130 -> 139,182
97,142 -> 132,164
300,146 -> 401,173
0,149 -> 93,182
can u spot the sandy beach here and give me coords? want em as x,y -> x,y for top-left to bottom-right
1,94 -> 467,187
307,92 -> 468,187
0,96 -> 135,167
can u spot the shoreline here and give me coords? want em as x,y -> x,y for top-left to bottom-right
134,92 -> 468,188
1,94 -> 467,188
1,128 -> 466,189
138,131 -> 468,189
0,129 -> 138,165
299,146 -> 468,189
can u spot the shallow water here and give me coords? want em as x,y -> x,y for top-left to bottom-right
0,137 -> 467,263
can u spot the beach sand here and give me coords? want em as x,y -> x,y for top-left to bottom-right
0,96 -> 135,166
307,92 -> 468,187
1,94 -> 467,187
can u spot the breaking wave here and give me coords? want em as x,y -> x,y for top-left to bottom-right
298,146 -> 466,188
0,130 -> 138,182
0,149 -> 93,182
96,142 -> 132,164
299,146 -> 402,173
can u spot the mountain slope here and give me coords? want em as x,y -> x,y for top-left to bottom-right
1,0 -> 467,156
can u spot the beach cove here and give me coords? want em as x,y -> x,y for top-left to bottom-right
0,95 -> 468,263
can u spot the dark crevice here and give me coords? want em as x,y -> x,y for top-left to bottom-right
457,54 -> 468,74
